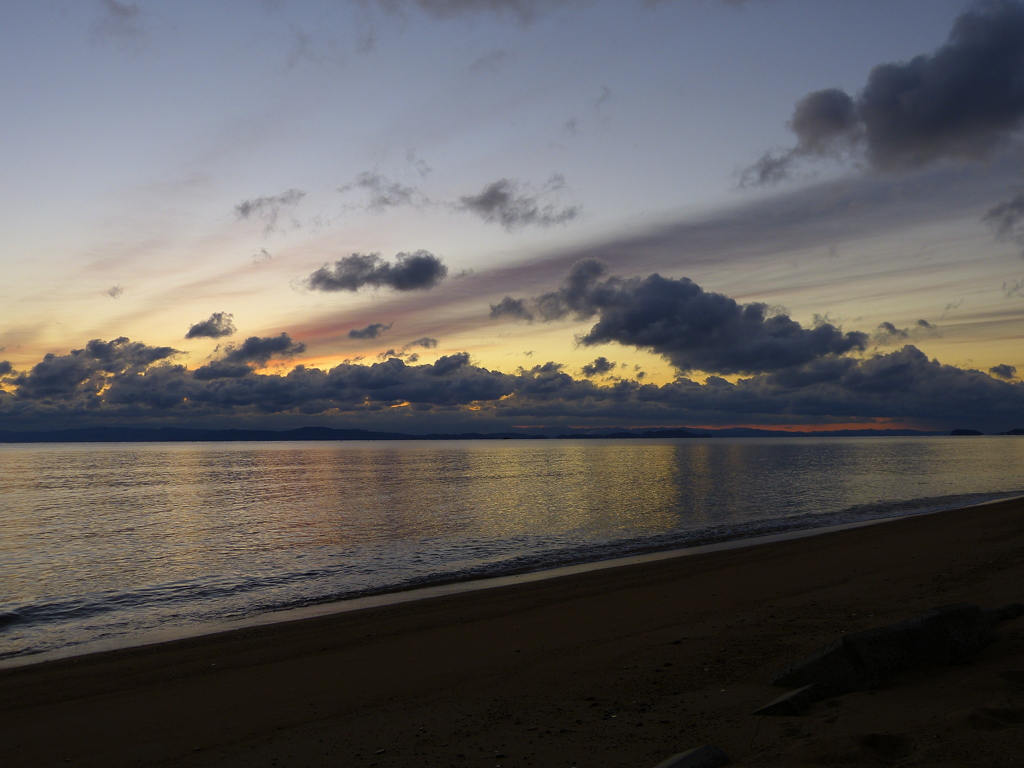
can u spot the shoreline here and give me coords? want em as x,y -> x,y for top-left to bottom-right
4,492 -> 1019,671
1,496 -> 1023,766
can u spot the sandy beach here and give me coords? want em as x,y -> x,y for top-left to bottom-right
1,498 -> 1023,767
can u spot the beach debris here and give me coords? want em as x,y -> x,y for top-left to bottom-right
751,683 -> 823,716
651,744 -> 730,768
769,602 -> 996,698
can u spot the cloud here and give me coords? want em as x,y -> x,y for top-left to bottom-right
489,296 -> 534,321
581,356 -> 616,377
407,336 -> 439,349
990,363 -> 1017,379
11,337 -> 178,401
105,285 -> 124,299
340,172 -> 421,211
376,336 -> 440,361
92,0 -> 145,44
497,260 -> 867,374
234,189 -> 306,234
306,251 -> 448,292
0,361 -> 12,377
469,49 -> 513,73
873,319 -> 940,345
221,333 -> 306,364
984,187 -> 1024,254
349,322 -> 393,340
745,0 -> 1024,183
363,0 -> 582,23
458,176 -> 579,231
185,312 -> 237,340
6,334 -> 1024,434
192,333 -> 306,380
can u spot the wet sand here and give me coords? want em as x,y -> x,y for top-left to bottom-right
1,498 -> 1023,767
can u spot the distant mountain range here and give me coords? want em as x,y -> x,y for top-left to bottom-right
1,425 -> 1017,443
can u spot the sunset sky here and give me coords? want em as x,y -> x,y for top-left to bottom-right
3,0 -> 1024,434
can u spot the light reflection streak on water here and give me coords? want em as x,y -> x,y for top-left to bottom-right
1,436 -> 1023,660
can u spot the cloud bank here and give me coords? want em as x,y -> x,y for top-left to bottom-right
6,264 -> 1022,433
3,335 -> 1022,433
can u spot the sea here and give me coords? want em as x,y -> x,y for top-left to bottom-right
1,436 -> 1022,666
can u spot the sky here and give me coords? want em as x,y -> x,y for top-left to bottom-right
2,0 -> 1024,434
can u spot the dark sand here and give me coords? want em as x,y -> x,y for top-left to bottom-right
2,498 -> 1023,767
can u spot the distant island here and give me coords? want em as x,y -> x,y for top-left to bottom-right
2,425 -> 1014,444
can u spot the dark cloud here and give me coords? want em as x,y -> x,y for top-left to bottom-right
349,322 -> 393,340
500,260 -> 867,375
105,285 -> 124,299
458,176 -> 579,231
581,356 -> 616,377
11,338 -> 178,401
185,312 -> 237,340
222,333 -> 306,364
191,360 -> 253,381
5,334 -> 1024,434
873,319 -> 940,345
340,172 -> 421,211
234,189 -> 306,234
984,187 -> 1024,254
0,361 -> 12,377
193,333 -> 306,380
407,337 -> 439,349
874,321 -> 909,342
746,1 -> 1024,183
376,336 -> 440,361
306,251 -> 448,292
489,296 -> 534,321
990,363 -> 1018,379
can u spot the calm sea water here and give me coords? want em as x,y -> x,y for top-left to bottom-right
1,437 -> 1022,664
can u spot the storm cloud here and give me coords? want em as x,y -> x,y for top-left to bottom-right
306,251 -> 448,292
496,260 -> 867,375
746,0 -> 1024,183
185,312 -> 237,340
458,176 -> 579,231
